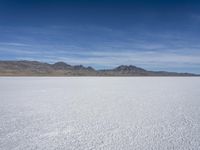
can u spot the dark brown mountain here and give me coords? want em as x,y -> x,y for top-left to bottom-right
0,60 -> 198,76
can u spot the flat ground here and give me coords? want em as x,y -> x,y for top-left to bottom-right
0,77 -> 200,150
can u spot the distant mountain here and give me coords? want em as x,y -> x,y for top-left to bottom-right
0,60 -> 198,76
99,65 -> 197,76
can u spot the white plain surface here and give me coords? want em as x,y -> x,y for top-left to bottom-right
0,77 -> 200,150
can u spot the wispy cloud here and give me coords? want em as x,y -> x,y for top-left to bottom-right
0,24 -> 200,73
14,49 -> 200,73
0,42 -> 30,47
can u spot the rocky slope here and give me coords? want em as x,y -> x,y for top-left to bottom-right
0,60 -> 198,76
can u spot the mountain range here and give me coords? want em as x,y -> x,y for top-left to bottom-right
0,60 -> 198,76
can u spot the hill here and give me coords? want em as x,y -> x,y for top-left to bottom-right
0,60 -> 198,76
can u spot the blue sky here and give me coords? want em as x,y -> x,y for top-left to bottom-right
0,0 -> 200,73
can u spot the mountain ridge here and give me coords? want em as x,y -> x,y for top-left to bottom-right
0,60 -> 198,76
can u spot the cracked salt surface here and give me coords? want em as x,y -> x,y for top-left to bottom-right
0,77 -> 200,150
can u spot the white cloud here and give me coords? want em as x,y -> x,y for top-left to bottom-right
0,42 -> 30,47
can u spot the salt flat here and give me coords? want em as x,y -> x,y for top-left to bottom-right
0,77 -> 200,150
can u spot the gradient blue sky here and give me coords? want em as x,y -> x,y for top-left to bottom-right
0,0 -> 200,73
